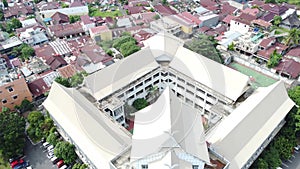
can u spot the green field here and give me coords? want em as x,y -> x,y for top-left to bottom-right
89,7 -> 122,18
229,62 -> 277,88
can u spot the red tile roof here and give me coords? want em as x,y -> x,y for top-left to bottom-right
259,37 -> 276,48
80,44 -> 112,64
128,6 -> 145,14
154,5 -> 177,16
233,13 -> 256,25
81,15 -> 94,25
257,42 -> 288,60
251,19 -> 272,28
275,58 -> 300,78
180,12 -> 201,25
28,78 -> 50,97
34,45 -> 55,61
49,22 -> 84,38
286,47 -> 300,58
57,65 -> 77,78
51,12 -> 69,25
222,15 -> 235,24
45,56 -> 67,70
90,25 -> 110,34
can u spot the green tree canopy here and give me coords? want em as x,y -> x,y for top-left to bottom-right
184,35 -> 223,63
54,142 -> 77,164
20,46 -> 35,61
273,15 -> 282,26
273,136 -> 294,160
0,113 -> 26,159
132,98 -> 149,110
69,15 -> 81,23
70,71 -> 88,87
284,28 -> 300,46
28,111 -> 44,124
55,77 -> 71,87
267,50 -> 282,68
46,133 -> 59,146
72,163 -> 88,169
3,0 -> 8,7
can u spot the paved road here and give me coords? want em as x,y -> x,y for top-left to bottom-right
282,150 -> 300,169
23,138 -> 54,169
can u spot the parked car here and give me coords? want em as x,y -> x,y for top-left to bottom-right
10,159 -> 24,168
294,145 -> 300,151
43,142 -> 50,148
51,156 -> 60,165
47,145 -> 54,152
59,165 -> 68,169
13,161 -> 28,169
47,151 -> 54,159
57,160 -> 64,168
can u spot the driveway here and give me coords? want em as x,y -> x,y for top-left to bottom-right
282,150 -> 300,169
23,138 -> 55,169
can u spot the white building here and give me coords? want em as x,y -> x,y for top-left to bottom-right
39,6 -> 88,19
43,33 -> 295,169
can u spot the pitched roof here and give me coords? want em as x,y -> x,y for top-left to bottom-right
43,82 -> 131,169
169,46 -> 249,102
251,19 -> 272,28
207,81 -> 294,169
90,25 -> 110,34
275,58 -> 300,78
222,15 -> 235,24
84,48 -> 160,100
49,22 -> 84,38
154,5 -> 177,16
80,15 -> 94,25
286,47 -> 300,58
258,37 -> 276,48
28,78 -> 50,97
233,13 -> 256,25
127,6 -> 145,14
131,88 -> 210,163
57,65 -> 77,78
51,12 -> 69,24
45,56 -> 67,70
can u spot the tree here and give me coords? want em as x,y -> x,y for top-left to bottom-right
253,158 -> 268,169
0,113 -> 26,159
267,50 -> 282,68
273,15 -> 282,26
162,0 -> 168,5
18,99 -> 34,113
46,133 -> 59,146
265,0 -> 276,3
132,98 -> 149,110
27,111 -> 44,124
3,0 -> 8,7
1,106 -> 10,113
228,42 -> 235,51
119,41 -> 141,57
153,14 -> 160,20
11,18 -> 22,29
72,163 -> 88,169
54,142 -> 77,164
70,72 -> 87,87
284,28 -> 300,46
20,46 -> 35,61
55,77 -> 71,87
69,15 -> 81,23
262,146 -> 281,169
273,136 -> 294,160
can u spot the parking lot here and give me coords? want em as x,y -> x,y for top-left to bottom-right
281,150 -> 300,169
23,138 -> 54,169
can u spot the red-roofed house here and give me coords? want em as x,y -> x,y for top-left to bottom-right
154,5 -> 177,16
285,47 -> 300,63
275,58 -> 300,79
127,6 -> 146,14
51,12 -> 69,25
57,64 -> 77,78
89,25 -> 112,42
80,15 -> 96,32
180,12 -> 201,26
45,56 -> 67,70
230,13 -> 256,34
222,15 -> 235,27
28,78 -> 51,98
256,42 -> 288,61
258,37 -> 276,50
49,22 -> 85,38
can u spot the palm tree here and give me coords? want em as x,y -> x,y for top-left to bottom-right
284,28 -> 300,46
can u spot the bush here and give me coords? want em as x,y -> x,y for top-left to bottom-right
132,98 -> 148,110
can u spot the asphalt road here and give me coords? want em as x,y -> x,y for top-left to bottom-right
282,150 -> 300,169
23,138 -> 55,169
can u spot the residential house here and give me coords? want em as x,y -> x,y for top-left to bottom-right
20,18 -> 37,28
131,12 -> 156,26
251,19 -> 272,31
49,22 -> 85,39
45,56 -> 67,70
199,14 -> 219,28
116,17 -> 132,28
57,64 -> 77,78
28,78 -> 51,98
154,4 -> 177,16
51,12 -> 70,25
0,36 -> 23,53
89,25 -> 113,42
80,15 -> 96,33
230,13 -> 256,34
256,42 -> 288,62
133,29 -> 154,46
3,3 -> 34,19
233,32 -> 264,55
36,1 -> 59,11
25,57 -> 50,74
126,6 -> 145,15
280,11 -> 300,29
19,27 -> 48,46
274,58 -> 300,79
285,47 -> 300,63
0,78 -> 33,112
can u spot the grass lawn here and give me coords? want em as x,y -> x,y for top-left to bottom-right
229,62 -> 277,88
90,7 -> 122,18
288,0 -> 300,6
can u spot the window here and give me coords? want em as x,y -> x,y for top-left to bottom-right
153,72 -> 159,78
12,95 -> 18,100
2,99 -> 7,104
7,87 -> 13,92
141,165 -> 148,169
192,165 -> 199,169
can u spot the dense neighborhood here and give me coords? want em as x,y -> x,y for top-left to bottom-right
1,0 -> 300,169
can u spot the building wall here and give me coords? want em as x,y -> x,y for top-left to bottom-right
40,6 -> 88,19
200,16 -> 219,28
181,25 -> 193,34
0,78 -> 33,111
230,20 -> 250,34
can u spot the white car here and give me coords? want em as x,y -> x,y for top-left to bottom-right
47,145 -> 54,152
27,166 -> 33,169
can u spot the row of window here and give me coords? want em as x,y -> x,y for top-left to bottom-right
2,95 -> 18,104
0,86 -> 14,94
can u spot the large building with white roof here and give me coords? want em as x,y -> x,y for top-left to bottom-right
43,33 -> 295,169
